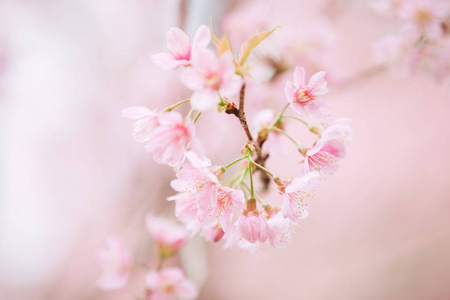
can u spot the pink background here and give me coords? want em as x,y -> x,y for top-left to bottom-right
1,0 -> 450,299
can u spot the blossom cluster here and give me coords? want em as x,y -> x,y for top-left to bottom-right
372,0 -> 450,82
122,23 -> 353,254
97,216 -> 198,300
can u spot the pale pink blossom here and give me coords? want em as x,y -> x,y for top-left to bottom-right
146,267 -> 198,300
180,49 -> 242,111
146,216 -> 188,256
238,214 -> 270,244
122,106 -> 158,142
320,118 -> 354,144
285,67 -> 329,118
96,237 -> 132,291
145,111 -> 199,167
277,172 -> 321,221
152,25 -> 210,70
168,158 -> 219,230
304,140 -> 346,177
398,0 -> 450,40
198,186 -> 245,232
267,212 -> 298,249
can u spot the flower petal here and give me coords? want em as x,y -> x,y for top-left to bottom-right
190,89 -> 220,111
293,66 -> 306,88
166,27 -> 190,60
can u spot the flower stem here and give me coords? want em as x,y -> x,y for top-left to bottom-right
268,103 -> 289,130
224,156 -> 247,169
248,158 -> 275,177
231,169 -> 248,189
193,112 -> 202,123
165,98 -> 190,112
247,154 -> 255,199
283,115 -> 311,127
241,182 -> 268,206
270,127 -> 302,149
186,108 -> 195,120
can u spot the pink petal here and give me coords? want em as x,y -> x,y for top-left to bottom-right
191,47 -> 217,73
175,280 -> 199,299
293,66 -> 306,88
290,102 -> 307,117
122,106 -> 152,119
157,111 -> 183,126
151,53 -> 188,70
192,25 -> 211,50
220,74 -> 242,98
166,27 -> 191,60
307,102 -> 329,119
322,139 -> 346,158
284,81 -> 296,103
309,71 -> 328,95
285,171 -> 321,193
190,89 -> 220,111
180,67 -> 205,91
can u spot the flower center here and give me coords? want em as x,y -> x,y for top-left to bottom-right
295,87 -> 316,105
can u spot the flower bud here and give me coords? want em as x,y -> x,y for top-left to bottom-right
239,214 -> 269,243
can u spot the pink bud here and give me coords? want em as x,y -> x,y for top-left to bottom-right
239,215 -> 269,243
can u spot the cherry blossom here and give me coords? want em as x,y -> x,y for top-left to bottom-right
267,212 -> 298,249
146,267 -> 198,300
145,111 -> 199,167
276,172 -> 321,221
285,66 -> 329,118
168,159 -> 220,231
122,106 -> 158,143
238,213 -> 270,244
146,216 -> 188,258
198,186 -> 245,233
304,140 -> 346,177
152,25 -> 210,70
320,118 -> 354,144
96,237 -> 132,291
180,49 -> 242,111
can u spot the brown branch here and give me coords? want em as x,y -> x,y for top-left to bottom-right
225,81 -> 271,190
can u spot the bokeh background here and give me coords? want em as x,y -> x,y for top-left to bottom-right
1,0 -> 450,299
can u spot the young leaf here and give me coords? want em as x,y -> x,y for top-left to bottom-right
239,26 -> 280,66
209,18 -> 232,56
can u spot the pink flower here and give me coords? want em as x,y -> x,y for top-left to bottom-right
285,66 -> 329,118
277,172 -> 321,221
168,157 -> 219,230
180,49 -> 242,111
145,111 -> 199,167
267,212 -> 298,249
122,106 -> 158,142
146,267 -> 198,300
146,216 -> 188,258
198,186 -> 245,232
320,118 -> 354,144
202,223 -> 226,242
152,25 -> 210,70
238,214 -> 270,244
304,140 -> 346,177
398,0 -> 450,40
96,237 -> 132,291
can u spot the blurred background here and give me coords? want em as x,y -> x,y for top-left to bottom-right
1,0 -> 450,299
